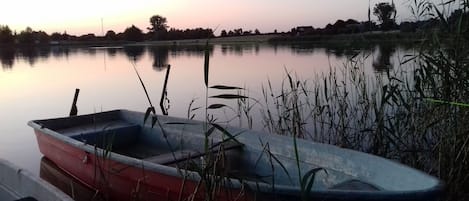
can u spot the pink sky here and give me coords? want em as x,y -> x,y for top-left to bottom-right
0,0 -> 446,36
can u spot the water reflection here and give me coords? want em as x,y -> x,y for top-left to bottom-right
40,157 -> 104,201
168,45 -> 213,57
220,44 -> 260,56
50,46 -> 70,58
0,47 -> 14,69
148,46 -> 169,70
372,44 -> 396,72
123,45 -> 145,62
0,43 -> 404,71
18,47 -> 41,66
106,47 -> 117,57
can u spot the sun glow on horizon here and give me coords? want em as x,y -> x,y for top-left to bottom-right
2,0 -> 172,35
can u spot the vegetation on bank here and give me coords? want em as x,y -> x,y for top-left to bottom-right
270,1 -> 467,44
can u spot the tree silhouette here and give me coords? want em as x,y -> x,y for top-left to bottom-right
123,25 -> 144,42
105,30 -> 117,40
220,30 -> 227,37
0,25 -> 14,44
17,27 -> 35,44
148,15 -> 168,32
148,15 -> 168,40
50,32 -> 62,41
373,2 -> 397,31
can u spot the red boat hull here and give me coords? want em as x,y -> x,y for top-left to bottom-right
34,130 -> 252,201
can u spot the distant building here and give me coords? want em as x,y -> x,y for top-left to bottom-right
295,26 -> 315,36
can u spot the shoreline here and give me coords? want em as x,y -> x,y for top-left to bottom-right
133,34 -> 281,46
0,32 -> 428,49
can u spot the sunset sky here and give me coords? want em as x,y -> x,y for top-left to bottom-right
1,0 -> 444,36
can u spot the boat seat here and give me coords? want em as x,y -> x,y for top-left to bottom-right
144,149 -> 201,165
144,140 -> 244,166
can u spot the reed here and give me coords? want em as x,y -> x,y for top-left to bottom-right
230,1 -> 468,200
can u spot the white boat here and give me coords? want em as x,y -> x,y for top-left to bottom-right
0,159 -> 73,201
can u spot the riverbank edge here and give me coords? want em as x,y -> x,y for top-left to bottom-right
0,32 -> 429,48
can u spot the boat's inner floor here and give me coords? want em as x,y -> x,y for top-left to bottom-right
113,143 -> 168,159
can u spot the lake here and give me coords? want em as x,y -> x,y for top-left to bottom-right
0,42 -> 409,177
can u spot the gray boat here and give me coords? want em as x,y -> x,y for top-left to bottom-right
28,109 -> 444,201
0,159 -> 73,201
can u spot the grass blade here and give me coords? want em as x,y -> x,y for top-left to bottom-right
301,168 -> 326,200
144,107 -> 155,124
210,85 -> 243,90
132,61 -> 154,108
210,94 -> 248,99
210,123 -> 242,144
207,104 -> 227,109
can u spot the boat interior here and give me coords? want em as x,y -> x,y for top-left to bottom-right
39,113 -> 269,184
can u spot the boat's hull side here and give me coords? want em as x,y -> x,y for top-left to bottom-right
34,129 -> 251,201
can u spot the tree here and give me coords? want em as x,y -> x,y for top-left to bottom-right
234,28 -> 243,36
373,2 -> 397,31
123,25 -> 144,42
17,27 -> 35,44
148,15 -> 168,32
0,25 -> 14,44
50,32 -> 63,41
148,15 -> 168,40
34,31 -> 50,44
105,30 -> 117,40
220,30 -> 227,37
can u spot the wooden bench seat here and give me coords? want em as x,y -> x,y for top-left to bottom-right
144,149 -> 200,165
144,140 -> 244,166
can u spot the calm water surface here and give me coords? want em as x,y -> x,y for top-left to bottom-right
0,43 -> 408,177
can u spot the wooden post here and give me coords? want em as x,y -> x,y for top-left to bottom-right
69,88 -> 80,116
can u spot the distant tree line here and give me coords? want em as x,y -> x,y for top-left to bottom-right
219,28 -> 262,37
0,14 -> 215,46
284,2 -> 467,37
0,26 -> 52,45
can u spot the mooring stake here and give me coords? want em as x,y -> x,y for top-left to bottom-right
69,88 -> 80,116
